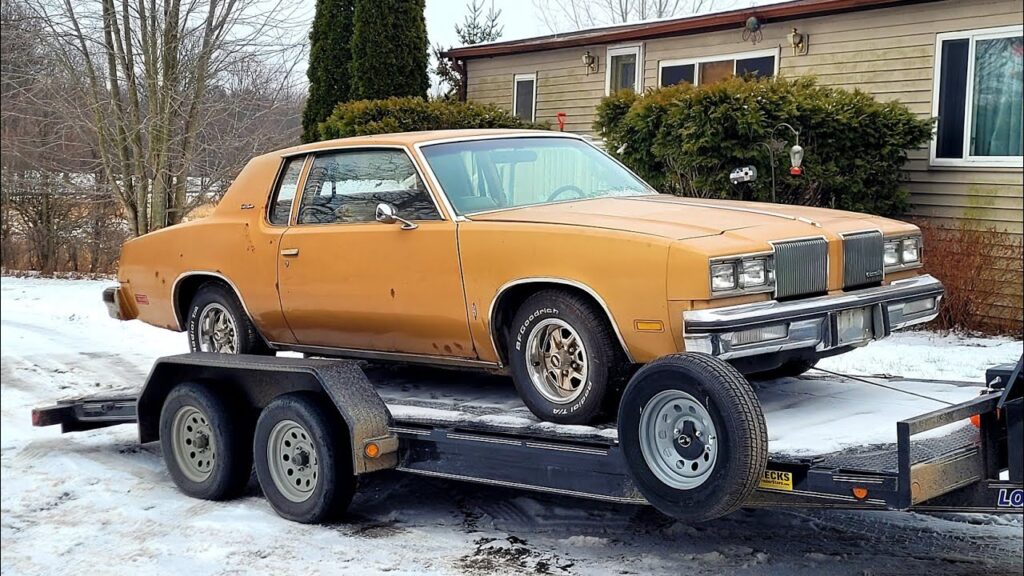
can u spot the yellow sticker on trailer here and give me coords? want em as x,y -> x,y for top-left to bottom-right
759,469 -> 794,491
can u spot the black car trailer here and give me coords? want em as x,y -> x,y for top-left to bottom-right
32,352 -> 1023,524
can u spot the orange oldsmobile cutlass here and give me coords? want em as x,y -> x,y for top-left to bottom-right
105,129 -> 943,424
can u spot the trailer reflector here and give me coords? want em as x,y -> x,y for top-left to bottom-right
365,442 -> 381,458
852,487 -> 869,500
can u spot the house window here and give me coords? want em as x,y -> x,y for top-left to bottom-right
658,49 -> 778,87
513,73 -> 536,121
933,25 -> 1023,167
606,45 -> 642,94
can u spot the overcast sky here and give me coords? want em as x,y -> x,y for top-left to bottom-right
294,1 -> 788,52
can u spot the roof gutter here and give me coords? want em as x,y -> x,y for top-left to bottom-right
443,0 -> 936,60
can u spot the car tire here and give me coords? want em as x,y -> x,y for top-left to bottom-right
187,282 -> 270,355
748,358 -> 819,381
618,353 -> 767,523
254,393 -> 357,524
159,382 -> 253,500
508,290 -> 621,425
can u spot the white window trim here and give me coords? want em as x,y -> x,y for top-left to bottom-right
512,73 -> 537,122
930,24 -> 1023,169
657,47 -> 780,87
605,44 -> 643,95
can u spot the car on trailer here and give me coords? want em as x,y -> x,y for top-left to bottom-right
103,129 -> 943,425
33,353 -> 1022,524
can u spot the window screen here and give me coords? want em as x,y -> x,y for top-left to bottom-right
297,150 -> 439,225
268,156 -> 304,225
514,76 -> 535,121
660,63 -> 695,86
610,52 -> 638,92
936,38 -> 969,159
736,55 -> 775,78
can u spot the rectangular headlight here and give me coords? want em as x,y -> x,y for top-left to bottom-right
740,259 -> 767,287
883,240 -> 901,266
711,263 -> 737,291
901,237 -> 920,263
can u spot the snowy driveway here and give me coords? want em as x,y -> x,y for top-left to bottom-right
1,277 -> 1021,575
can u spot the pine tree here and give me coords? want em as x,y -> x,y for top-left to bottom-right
433,1 -> 503,99
350,0 -> 430,100
301,0 -> 355,143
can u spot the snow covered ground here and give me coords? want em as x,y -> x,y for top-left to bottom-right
1,276 -> 1021,575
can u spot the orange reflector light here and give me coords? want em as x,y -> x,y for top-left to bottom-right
634,320 -> 665,333
970,414 -> 981,428
364,442 -> 380,458
852,487 -> 869,500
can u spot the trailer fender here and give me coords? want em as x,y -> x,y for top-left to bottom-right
137,353 -> 396,474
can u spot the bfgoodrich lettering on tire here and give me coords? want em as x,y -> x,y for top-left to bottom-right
618,353 -> 768,523
508,289 -> 621,425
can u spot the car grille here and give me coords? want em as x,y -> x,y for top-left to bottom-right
842,231 -> 884,289
773,238 -> 828,299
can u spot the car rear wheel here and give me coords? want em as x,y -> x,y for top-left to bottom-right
187,282 -> 269,355
508,290 -> 621,424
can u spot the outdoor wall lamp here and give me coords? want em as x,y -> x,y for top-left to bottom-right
788,28 -> 809,56
581,51 -> 597,75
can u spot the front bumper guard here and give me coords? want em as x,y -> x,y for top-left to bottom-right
683,274 -> 944,360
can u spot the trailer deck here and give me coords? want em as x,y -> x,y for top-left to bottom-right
33,356 -> 1023,517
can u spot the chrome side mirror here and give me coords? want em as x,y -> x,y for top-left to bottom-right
375,203 -> 417,230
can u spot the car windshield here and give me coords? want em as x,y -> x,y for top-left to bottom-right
419,137 -> 655,215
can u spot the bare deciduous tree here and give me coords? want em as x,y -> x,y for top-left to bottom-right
533,0 -> 729,33
23,0 -> 306,236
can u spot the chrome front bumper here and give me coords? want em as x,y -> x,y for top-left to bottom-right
682,275 -> 944,360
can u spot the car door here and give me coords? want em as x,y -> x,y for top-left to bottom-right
276,146 -> 476,358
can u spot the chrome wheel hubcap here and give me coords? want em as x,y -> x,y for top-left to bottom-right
197,303 -> 238,353
639,390 -> 718,489
266,419 -> 319,503
171,406 -> 216,483
526,318 -> 588,404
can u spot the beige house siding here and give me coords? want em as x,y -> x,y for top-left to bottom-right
464,0 -> 1023,328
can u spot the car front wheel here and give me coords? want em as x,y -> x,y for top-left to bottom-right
508,290 -> 621,425
187,282 -> 269,355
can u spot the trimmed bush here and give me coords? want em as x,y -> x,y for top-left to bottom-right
317,97 -> 548,140
349,0 -> 430,100
594,76 -> 934,216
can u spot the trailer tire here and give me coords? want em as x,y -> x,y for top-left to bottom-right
254,393 -> 356,524
618,353 -> 767,523
159,382 -> 253,501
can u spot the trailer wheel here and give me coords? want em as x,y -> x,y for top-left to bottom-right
618,353 -> 767,523
159,382 -> 253,500
254,393 -> 356,524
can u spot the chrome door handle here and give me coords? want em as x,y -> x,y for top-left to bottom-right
280,248 -> 299,256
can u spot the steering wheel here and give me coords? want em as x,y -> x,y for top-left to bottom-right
547,185 -> 586,203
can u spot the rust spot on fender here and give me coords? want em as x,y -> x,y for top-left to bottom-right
390,288 -> 396,298
443,344 -> 452,353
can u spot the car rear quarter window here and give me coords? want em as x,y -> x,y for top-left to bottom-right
297,149 -> 440,225
269,156 -> 305,225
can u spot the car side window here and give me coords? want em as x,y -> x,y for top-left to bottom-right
296,149 -> 440,225
268,156 -> 305,225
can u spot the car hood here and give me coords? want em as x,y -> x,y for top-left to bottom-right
468,195 -> 888,240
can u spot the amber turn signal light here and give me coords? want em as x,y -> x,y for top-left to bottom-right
364,442 -> 381,458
